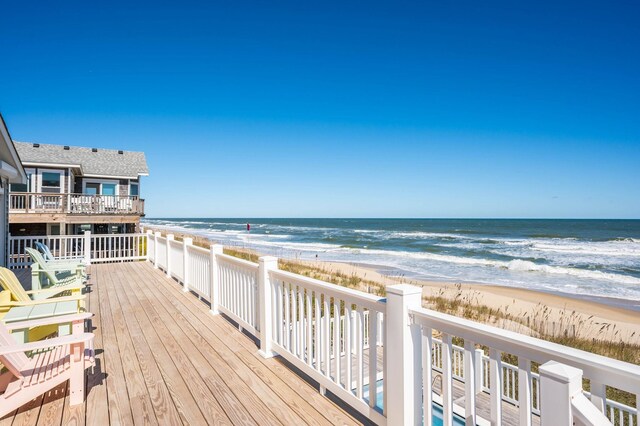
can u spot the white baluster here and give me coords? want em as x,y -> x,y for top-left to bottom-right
464,340 -> 477,426
518,358 -> 532,426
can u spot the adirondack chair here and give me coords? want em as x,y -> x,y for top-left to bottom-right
34,242 -> 86,271
0,289 -> 86,342
0,313 -> 94,416
26,248 -> 85,291
0,268 -> 85,306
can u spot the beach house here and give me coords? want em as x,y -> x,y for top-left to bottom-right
0,114 -> 27,266
8,142 -> 148,237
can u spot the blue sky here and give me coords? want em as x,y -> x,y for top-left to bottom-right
1,1 -> 639,218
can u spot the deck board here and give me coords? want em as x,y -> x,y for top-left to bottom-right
2,262 -> 362,425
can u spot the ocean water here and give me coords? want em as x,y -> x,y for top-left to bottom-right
142,218 -> 640,308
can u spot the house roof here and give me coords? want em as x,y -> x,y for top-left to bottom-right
0,114 -> 27,184
13,141 -> 149,179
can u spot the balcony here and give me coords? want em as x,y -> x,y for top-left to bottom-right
9,192 -> 145,216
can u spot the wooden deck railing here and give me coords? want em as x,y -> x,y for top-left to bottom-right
9,192 -> 144,215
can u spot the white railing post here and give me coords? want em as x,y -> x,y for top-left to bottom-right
589,380 -> 606,413
258,256 -> 278,358
145,229 -> 153,261
474,348 -> 484,395
83,231 -> 91,264
182,237 -> 192,292
386,284 -> 422,426
153,232 -> 161,268
209,244 -> 223,315
539,361 -> 583,426
166,234 -> 173,277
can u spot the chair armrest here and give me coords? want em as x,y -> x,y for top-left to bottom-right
26,285 -> 85,295
4,294 -> 86,307
31,262 -> 83,273
0,333 -> 94,356
5,312 -> 93,330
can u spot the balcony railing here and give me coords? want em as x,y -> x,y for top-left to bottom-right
9,192 -> 144,215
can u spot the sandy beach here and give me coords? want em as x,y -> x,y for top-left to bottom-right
302,259 -> 640,344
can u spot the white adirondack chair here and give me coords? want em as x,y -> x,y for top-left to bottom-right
0,313 -> 94,417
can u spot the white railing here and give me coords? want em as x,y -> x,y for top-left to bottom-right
168,239 -> 184,282
185,244 -> 210,298
406,304 -> 640,426
142,231 -> 640,426
216,254 -> 259,335
155,236 -> 167,269
268,268 -> 387,424
90,233 -> 147,263
8,235 -> 85,268
8,231 -> 147,268
9,192 -> 144,215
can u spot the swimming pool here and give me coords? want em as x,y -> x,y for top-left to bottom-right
363,380 -> 466,426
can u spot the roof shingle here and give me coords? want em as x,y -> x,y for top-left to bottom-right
14,141 -> 149,179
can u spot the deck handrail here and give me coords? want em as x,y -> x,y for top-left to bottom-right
410,306 -> 640,395
9,192 -> 144,215
8,232 -> 148,268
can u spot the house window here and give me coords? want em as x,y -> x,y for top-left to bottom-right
41,172 -> 61,193
102,183 -> 116,196
130,183 -> 139,196
85,183 -> 100,195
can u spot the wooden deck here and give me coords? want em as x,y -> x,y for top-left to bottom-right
2,262 -> 361,425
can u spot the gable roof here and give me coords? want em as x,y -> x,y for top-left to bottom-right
13,141 -> 149,179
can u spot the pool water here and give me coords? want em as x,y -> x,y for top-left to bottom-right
362,380 -> 466,426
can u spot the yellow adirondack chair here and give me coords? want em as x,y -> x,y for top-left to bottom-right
0,268 -> 85,306
0,313 -> 94,416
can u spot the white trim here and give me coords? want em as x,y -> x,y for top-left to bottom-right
82,173 -> 145,179
0,117 -> 27,184
37,168 -> 65,193
22,161 -> 83,170
0,161 -> 19,179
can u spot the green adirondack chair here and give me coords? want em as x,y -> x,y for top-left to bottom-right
26,248 -> 86,291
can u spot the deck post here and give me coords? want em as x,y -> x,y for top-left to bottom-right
258,256 -> 278,358
209,244 -> 223,315
145,229 -> 153,260
385,284 -> 422,426
83,231 -> 91,265
153,232 -> 161,268
182,237 -> 192,292
166,234 -> 174,277
539,361 -> 582,426
474,348 -> 484,395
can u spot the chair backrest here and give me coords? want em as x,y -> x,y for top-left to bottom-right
34,242 -> 55,261
26,248 -> 61,286
0,268 -> 31,302
0,321 -> 29,378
